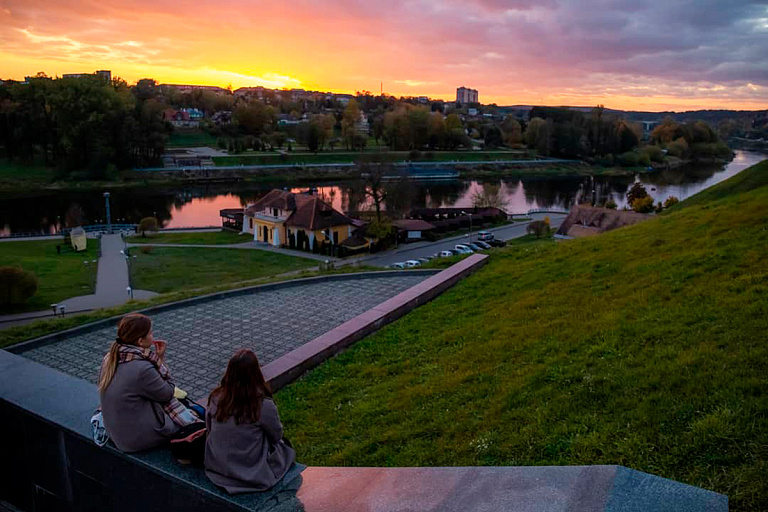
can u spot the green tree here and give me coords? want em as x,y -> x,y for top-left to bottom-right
626,182 -> 649,204
139,217 -> 159,237
501,116 -> 522,145
484,125 -> 504,148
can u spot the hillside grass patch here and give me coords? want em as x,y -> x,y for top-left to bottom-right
276,161 -> 768,511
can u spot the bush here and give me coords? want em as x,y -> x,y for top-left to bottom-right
618,151 -> 640,167
526,220 -> 550,238
643,145 -> 665,163
0,267 -> 38,306
637,151 -> 651,167
605,198 -> 618,210
667,137 -> 689,158
139,217 -> 159,236
663,196 -> 680,209
631,196 -> 655,213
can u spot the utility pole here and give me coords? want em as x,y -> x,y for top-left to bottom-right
103,192 -> 112,234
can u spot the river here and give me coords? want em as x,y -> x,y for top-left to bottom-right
0,150 -> 764,236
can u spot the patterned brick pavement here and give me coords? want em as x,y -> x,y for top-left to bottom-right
21,274 -> 428,399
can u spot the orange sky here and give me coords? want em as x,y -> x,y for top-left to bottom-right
2,0 -> 767,111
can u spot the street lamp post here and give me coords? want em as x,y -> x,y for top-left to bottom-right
103,192 -> 112,234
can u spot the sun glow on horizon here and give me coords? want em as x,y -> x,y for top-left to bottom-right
1,0 -> 766,112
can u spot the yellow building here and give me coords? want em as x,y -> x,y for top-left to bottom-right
243,190 -> 354,251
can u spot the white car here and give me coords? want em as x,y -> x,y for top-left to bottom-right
477,231 -> 494,241
439,250 -> 454,257
454,244 -> 474,254
405,260 -> 421,268
389,262 -> 405,269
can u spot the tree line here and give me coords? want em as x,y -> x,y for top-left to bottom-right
0,75 -> 171,179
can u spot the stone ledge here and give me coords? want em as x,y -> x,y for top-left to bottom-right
0,339 -> 728,512
297,466 -> 727,512
263,254 -> 489,390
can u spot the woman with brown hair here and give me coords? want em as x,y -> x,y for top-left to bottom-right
99,313 -> 199,452
205,349 -> 296,493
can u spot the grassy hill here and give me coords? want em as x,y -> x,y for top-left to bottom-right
276,159 -> 768,511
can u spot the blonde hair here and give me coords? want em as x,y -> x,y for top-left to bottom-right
98,313 -> 152,392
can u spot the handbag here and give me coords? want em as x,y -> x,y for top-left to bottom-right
170,422 -> 207,466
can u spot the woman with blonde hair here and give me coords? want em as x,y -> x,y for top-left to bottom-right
99,313 -> 198,452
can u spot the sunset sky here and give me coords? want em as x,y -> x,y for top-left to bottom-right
1,0 -> 767,111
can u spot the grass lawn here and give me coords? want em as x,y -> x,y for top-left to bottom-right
127,246 -> 316,293
276,159 -> 768,511
0,239 -> 100,313
0,158 -> 54,184
126,230 -> 248,245
167,130 -> 219,148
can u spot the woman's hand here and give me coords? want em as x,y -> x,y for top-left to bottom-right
153,339 -> 168,362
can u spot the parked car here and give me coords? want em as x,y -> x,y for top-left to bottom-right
439,250 -> 454,257
487,239 -> 507,247
454,244 -> 474,254
467,242 -> 482,251
389,262 -> 405,269
416,257 -> 431,264
405,260 -> 421,268
477,231 -> 494,241
474,241 -> 492,249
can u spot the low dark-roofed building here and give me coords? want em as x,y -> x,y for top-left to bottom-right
393,219 -> 436,241
220,208 -> 244,231
556,205 -> 650,238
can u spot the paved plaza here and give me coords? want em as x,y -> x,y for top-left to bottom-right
20,273 -> 428,399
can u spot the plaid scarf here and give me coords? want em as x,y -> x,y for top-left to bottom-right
116,344 -> 198,427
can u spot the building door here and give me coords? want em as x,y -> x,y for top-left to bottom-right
262,226 -> 269,242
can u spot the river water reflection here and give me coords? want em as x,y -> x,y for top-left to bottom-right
0,150 -> 764,236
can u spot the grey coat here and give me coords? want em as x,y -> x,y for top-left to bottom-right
100,359 -> 180,452
205,397 -> 296,494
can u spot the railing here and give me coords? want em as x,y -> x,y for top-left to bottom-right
526,207 -> 570,215
253,212 -> 287,223
60,224 -> 138,234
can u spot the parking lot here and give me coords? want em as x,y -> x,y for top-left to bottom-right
363,213 -> 566,268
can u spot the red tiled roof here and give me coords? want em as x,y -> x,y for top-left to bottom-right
245,189 -> 353,230
285,194 -> 353,230
245,190 -> 297,215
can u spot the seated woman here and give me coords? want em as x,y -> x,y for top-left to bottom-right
99,313 -> 198,452
205,349 -> 296,494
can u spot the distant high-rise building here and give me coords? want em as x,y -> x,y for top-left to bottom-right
456,86 -> 479,104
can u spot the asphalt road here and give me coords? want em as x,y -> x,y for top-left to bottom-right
360,213 -> 567,267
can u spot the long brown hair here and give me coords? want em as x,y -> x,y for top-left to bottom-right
98,313 -> 152,392
209,349 -> 272,424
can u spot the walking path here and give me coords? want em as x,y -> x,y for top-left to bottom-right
59,234 -> 158,310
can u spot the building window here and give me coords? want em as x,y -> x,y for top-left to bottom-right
249,218 -> 253,229
272,207 -> 279,217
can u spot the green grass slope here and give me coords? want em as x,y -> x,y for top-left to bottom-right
0,239 -> 100,312
127,246 -> 316,293
276,161 -> 768,511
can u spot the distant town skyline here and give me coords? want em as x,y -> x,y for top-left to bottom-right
2,0 -> 766,111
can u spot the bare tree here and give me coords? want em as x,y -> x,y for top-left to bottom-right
355,157 -> 393,222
